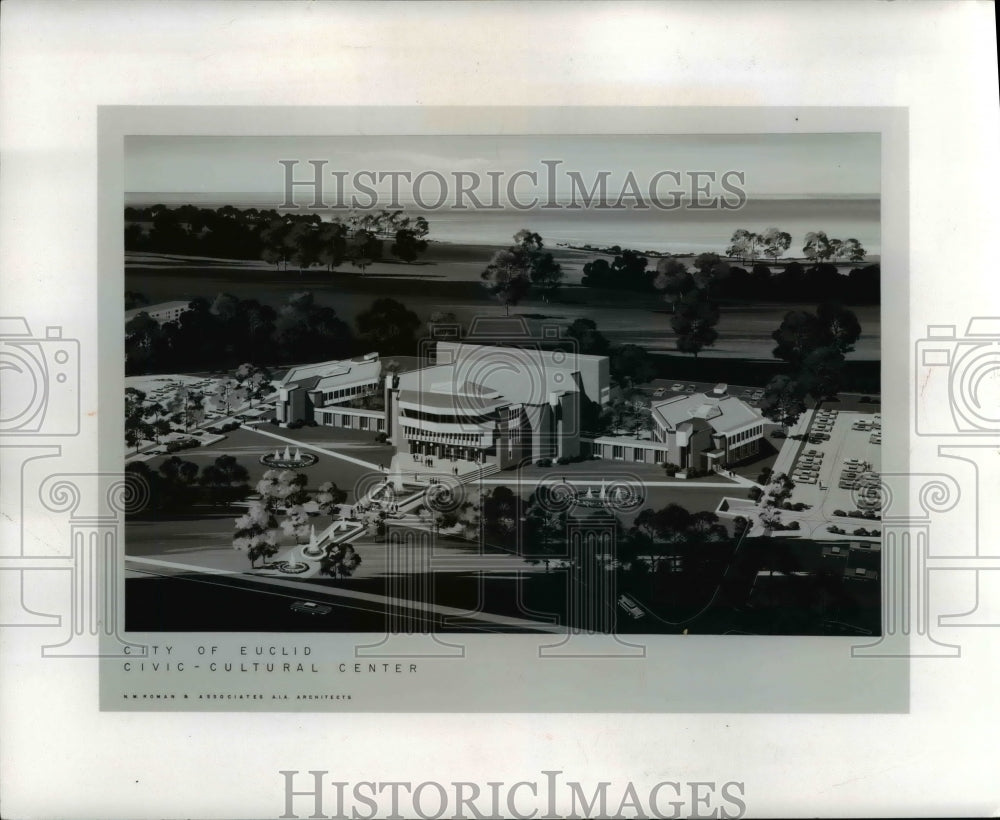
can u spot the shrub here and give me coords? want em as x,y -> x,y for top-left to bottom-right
863,510 -> 878,520
373,432 -> 389,444
793,502 -> 808,512
663,462 -> 681,477
757,467 -> 774,484
748,487 -> 763,501
833,509 -> 846,517
787,521 -> 800,530
556,456 -> 570,465
827,525 -> 845,535
287,420 -> 304,430
853,527 -> 869,537
268,418 -> 280,426
848,510 -> 863,518
536,458 -> 553,468
306,419 -> 318,427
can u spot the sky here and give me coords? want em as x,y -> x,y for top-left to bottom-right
125,133 -> 880,204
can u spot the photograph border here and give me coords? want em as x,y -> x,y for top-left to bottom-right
99,105 -> 908,713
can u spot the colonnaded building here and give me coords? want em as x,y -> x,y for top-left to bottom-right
274,337 -> 763,473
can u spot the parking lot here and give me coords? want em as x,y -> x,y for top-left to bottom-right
645,379 -> 765,407
785,406 -> 882,520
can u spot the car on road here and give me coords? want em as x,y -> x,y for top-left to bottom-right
617,594 -> 645,619
290,600 -> 331,616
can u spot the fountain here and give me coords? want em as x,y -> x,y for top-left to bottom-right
259,443 -> 318,468
302,523 -> 324,558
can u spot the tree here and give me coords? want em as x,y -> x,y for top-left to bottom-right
286,221 -> 321,274
670,291 -> 720,357
315,481 -> 347,516
351,229 -> 382,274
273,292 -> 353,362
390,227 -> 428,263
528,250 -> 563,301
771,303 -> 861,371
165,385 -> 206,431
691,253 -> 730,294
565,318 -> 611,357
480,248 -> 531,315
355,297 -> 421,356
260,218 -> 293,270
207,377 -> 246,416
759,227 -> 792,263
609,344 -> 655,388
125,311 -> 166,374
124,388 -> 153,452
233,501 -> 279,568
257,469 -> 310,511
817,302 -> 862,355
608,249 -> 651,291
726,229 -> 759,263
280,504 -> 311,542
234,363 -> 273,408
799,345 -> 848,400
653,258 -> 695,310
480,486 -> 519,544
199,454 -> 251,506
839,237 -> 866,263
157,456 -> 200,509
522,492 -> 567,571
317,221 -> 349,271
581,257 -> 613,288
759,375 -> 808,431
319,544 -> 362,581
802,231 -> 833,262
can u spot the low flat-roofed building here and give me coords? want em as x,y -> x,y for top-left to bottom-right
124,300 -> 193,325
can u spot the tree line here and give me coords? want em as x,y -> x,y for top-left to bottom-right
125,204 -> 430,269
125,290 -> 425,375
581,249 -> 879,303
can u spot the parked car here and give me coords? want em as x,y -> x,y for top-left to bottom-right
652,387 -> 666,398
290,601 -> 331,616
617,594 -> 645,620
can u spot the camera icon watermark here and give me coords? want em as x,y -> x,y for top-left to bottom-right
915,318 -> 1000,436
0,317 -> 80,437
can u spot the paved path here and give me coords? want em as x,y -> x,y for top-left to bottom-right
245,425 -> 384,472
770,408 -> 816,478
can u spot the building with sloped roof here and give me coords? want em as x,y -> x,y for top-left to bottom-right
275,352 -> 383,427
649,383 -> 764,471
